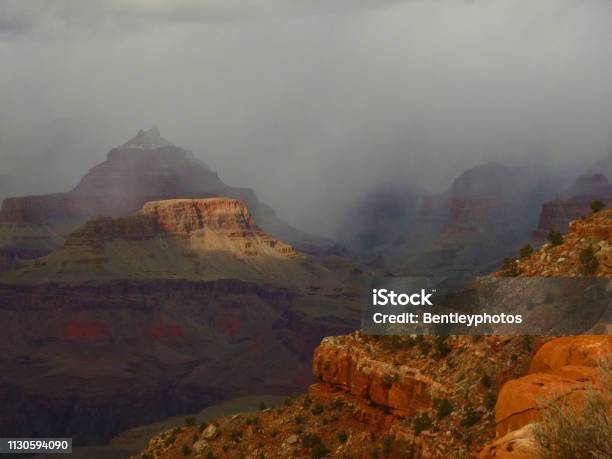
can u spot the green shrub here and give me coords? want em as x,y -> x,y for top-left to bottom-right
259,400 -> 266,411
205,451 -> 215,459
485,391 -> 497,411
413,413 -> 432,435
433,397 -> 453,420
519,244 -> 534,259
302,433 -> 322,448
460,407 -> 480,428
547,229 -> 563,246
591,200 -> 604,213
434,336 -> 451,357
480,373 -> 492,388
184,416 -> 196,427
303,395 -> 312,408
579,246 -> 599,275
501,257 -> 520,277
337,432 -> 348,443
311,403 -> 324,415
310,443 -> 330,459
182,444 -> 192,456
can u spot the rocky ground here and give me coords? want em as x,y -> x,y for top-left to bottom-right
135,333 -> 543,458
501,209 -> 612,277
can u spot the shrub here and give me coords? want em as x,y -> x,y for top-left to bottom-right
311,403 -> 324,415
182,444 -> 192,456
413,413 -> 432,435
433,397 -> 453,420
184,416 -> 196,427
501,257 -> 520,277
434,336 -> 451,357
480,373 -> 492,388
418,340 -> 432,356
460,406 -> 480,428
205,451 -> 215,459
485,391 -> 497,411
382,435 -> 391,455
579,246 -> 599,276
303,395 -> 312,408
198,423 -> 207,433
310,443 -> 330,459
591,199 -> 604,213
519,244 -> 534,259
259,401 -> 266,411
532,360 -> 611,459
337,432 -> 348,443
302,433 -> 322,448
547,229 -> 563,246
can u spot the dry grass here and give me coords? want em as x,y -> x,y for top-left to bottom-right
532,359 -> 612,459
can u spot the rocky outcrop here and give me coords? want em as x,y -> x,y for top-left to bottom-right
312,336 -> 445,417
478,335 -> 612,457
501,209 -> 612,277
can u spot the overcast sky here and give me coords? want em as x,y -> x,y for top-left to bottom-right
1,0 -> 612,236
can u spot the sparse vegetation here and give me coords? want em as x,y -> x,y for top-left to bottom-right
259,400 -> 266,411
485,391 -> 497,411
181,444 -> 192,456
460,406 -> 480,428
433,397 -> 453,420
310,443 -> 330,458
311,403 -> 324,415
579,246 -> 599,275
591,199 -> 604,213
519,243 -> 534,259
533,360 -> 611,459
480,373 -> 492,388
338,431 -> 348,443
547,229 -> 563,246
434,336 -> 451,357
184,416 -> 196,427
413,413 -> 432,435
501,256 -> 520,276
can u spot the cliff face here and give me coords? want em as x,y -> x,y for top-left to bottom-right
0,279 -> 357,445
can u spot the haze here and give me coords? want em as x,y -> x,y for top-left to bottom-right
1,0 -> 612,237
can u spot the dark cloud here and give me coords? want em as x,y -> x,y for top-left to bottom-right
1,0 -> 612,236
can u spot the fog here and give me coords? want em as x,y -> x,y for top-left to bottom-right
1,0 -> 612,237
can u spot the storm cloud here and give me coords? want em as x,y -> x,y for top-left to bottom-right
1,0 -> 612,237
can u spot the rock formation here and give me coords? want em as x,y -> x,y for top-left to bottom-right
342,163 -> 558,277
0,127 -> 343,272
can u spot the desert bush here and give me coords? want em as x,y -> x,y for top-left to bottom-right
184,416 -> 196,427
413,413 -> 432,435
519,244 -> 534,259
181,444 -> 192,456
337,431 -> 348,443
547,229 -> 563,246
434,336 -> 451,357
501,257 -> 520,277
591,200 -> 604,213
310,443 -> 330,458
579,246 -> 599,275
480,373 -> 492,388
460,406 -> 480,428
433,397 -> 453,420
311,403 -> 324,415
532,360 -> 611,459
